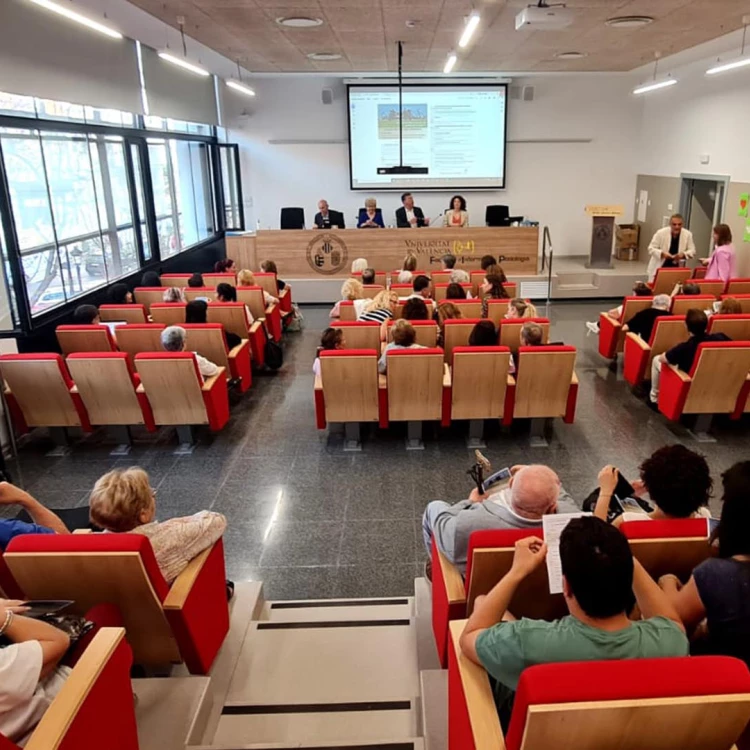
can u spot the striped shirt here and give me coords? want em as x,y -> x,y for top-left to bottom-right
359,308 -> 393,324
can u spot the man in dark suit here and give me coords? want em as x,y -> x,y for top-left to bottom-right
314,199 -> 345,229
396,192 -> 429,228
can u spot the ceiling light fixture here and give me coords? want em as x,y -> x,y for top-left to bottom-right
159,18 -> 209,77
554,51 -> 587,59
307,52 -> 342,61
458,11 -> 481,48
276,16 -> 323,27
606,15 -> 654,28
26,0 -> 122,38
633,51 -> 676,95
226,60 -> 255,96
706,18 -> 750,76
444,51 -> 457,74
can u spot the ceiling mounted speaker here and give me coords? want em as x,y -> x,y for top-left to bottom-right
522,85 -> 535,101
321,87 -> 334,105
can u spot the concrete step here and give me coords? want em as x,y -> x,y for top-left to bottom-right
414,578 -> 441,672
420,670 -> 447,750
260,597 -> 413,622
557,282 -> 598,290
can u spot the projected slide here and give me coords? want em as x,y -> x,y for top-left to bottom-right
348,85 -> 507,190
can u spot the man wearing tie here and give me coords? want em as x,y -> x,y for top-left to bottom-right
314,199 -> 344,229
396,193 -> 429,228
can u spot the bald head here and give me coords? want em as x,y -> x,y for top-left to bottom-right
510,465 -> 561,517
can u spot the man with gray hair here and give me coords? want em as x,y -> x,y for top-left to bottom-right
160,325 -> 219,379
421,464 -> 580,575
449,268 -> 471,285
623,294 -> 671,342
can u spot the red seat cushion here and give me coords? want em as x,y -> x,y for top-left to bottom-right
620,518 -> 709,539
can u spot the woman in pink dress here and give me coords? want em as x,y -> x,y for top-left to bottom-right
700,224 -> 736,284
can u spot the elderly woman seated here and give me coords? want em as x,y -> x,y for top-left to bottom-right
89,467 -> 227,584
160,325 -> 219,378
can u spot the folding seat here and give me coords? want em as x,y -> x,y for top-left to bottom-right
207,302 -> 266,369
648,267 -> 692,295
692,265 -> 707,279
314,349 -> 383,450
623,316 -> 689,387
448,640 -> 750,750
159,273 -> 191,288
181,323 -> 252,392
5,533 -> 229,675
670,294 -> 715,316
443,318 -> 484,362
255,271 -> 292,314
149,302 -> 187,326
114,323 -> 165,364
434,282 -> 472,302
361,284 -> 385,299
658,341 -> 750,433
99,304 -> 148,324
133,287 -> 168,312
429,270 -> 453,287
0,354 -> 92,441
66,353 -> 157,445
56,325 -> 116,356
598,296 -> 653,358
441,298 -> 482,318
498,317 -> 550,353
726,278 -> 750,296
352,270 -> 387,287
485,298 -> 512,327
184,286 -> 216,303
339,300 -> 358,322
694,279 -> 726,298
386,319 -> 438,347
708,312 -> 750,340
203,271 -> 237,288
331,320 -> 381,351
134,352 -> 229,442
390,283 -> 415,298
236,285 -> 282,341
721,293 -> 750,313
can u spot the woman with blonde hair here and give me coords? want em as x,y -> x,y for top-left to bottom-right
329,278 -> 366,319
359,289 -> 399,340
357,198 -> 384,228
163,287 -> 186,303
351,258 -> 369,274
237,269 -> 279,306
398,253 -> 418,284
89,467 -> 226,584
505,298 -> 537,319
436,301 -> 463,348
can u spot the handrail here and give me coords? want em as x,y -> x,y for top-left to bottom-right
542,226 -> 553,307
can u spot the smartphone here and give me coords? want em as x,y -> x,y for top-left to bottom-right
482,467 -> 512,493
22,600 -> 74,618
616,495 -> 649,515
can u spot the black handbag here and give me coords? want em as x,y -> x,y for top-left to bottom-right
263,325 -> 283,370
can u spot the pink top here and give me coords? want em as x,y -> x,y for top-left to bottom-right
705,243 -> 736,284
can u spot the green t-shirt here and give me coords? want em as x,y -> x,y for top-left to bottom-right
476,615 -> 689,692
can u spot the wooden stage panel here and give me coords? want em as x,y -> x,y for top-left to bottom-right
226,227 -> 539,278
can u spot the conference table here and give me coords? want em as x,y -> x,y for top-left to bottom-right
226,226 -> 540,278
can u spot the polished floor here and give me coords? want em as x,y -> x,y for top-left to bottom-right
7,302 -> 750,600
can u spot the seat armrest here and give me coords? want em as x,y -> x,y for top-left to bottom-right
314,373 -> 323,391
136,384 -> 145,394
571,371 -> 579,386
249,320 -> 262,334
202,368 -> 226,392
228,339 -> 249,358
443,363 -> 452,387
506,374 -> 516,386
666,363 -> 692,382
70,385 -> 79,394
163,544 -> 216,610
265,303 -> 277,317
378,373 -> 387,389
625,332 -> 650,352
437,547 -> 466,604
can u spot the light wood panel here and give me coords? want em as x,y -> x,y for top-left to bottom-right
671,296 -> 715,316
434,283 -> 471,302
252,228 -> 538,278
185,288 -> 217,303
352,271 -> 388,287
362,284 -> 385,299
445,299 -> 483,318
726,280 -> 750,296
451,350 -> 511,420
444,321 -> 482,363
642,319 -> 690,372
683,346 -> 750,414
236,287 -> 268,321
150,304 -> 187,326
332,323 -> 381,351
387,351 -> 444,421
115,326 -> 165,362
513,350 -> 576,419
160,274 -> 191,288
320,354 -> 380,423
709,316 -> 750,340
499,321 -> 550,353
486,299 -> 511,328
99,305 -> 147,324
629,536 -> 712,582
134,288 -> 168,311
135,358 -> 209,425
203,272 -> 236,288
67,358 -> 145,426
695,280 -> 727,298
182,327 -> 231,372
226,234 -> 255,270
254,273 -> 280,299
57,328 -> 113,356
386,321 -> 438,347
207,304 -> 250,340
652,269 -> 692,296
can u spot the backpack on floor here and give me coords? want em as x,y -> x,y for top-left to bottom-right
263,326 -> 283,370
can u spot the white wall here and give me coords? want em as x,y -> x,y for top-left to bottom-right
224,75 -> 642,257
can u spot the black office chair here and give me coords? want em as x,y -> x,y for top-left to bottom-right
485,205 -> 510,227
280,207 -> 305,230
329,210 -> 345,229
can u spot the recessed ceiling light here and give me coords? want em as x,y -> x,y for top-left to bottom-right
307,52 -> 342,61
606,16 -> 654,28
276,16 -> 323,28
554,51 -> 587,59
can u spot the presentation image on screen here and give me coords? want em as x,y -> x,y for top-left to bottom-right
347,84 -> 507,190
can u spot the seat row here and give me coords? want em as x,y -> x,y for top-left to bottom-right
352,269 -> 518,298
649,267 -> 750,296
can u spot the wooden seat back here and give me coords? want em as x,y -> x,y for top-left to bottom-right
670,295 -> 715,316
0,354 -> 83,427
694,279 -> 726,298
434,283 -> 472,302
683,343 -> 750,414
486,298 -> 512,327
386,348 -> 444,421
99,304 -> 147,324
620,296 -> 654,323
236,286 -> 267,320
134,287 -> 168,311
645,316 -> 690,368
362,284 -> 385,299
352,271 -> 387,287
56,325 -> 115,356
443,319 -> 485,362
386,320 -> 438,347
339,301 -> 357,322
391,269 -> 428,282
430,270 -> 453,286
184,287 -> 216,303
160,274 -> 191,288
451,347 -> 511,420
651,267 -> 692,296
726,279 -> 750,296
498,318 -> 550,353
708,313 -> 750,340
331,321 -> 381,351
181,324 -> 231,371
470,270 -> 485,297
207,303 -> 249,339
150,303 -> 187,326
66,353 -> 146,426
203,272 -> 236,288
514,346 -> 576,418
114,324 -> 165,363
320,350 -> 380,423
391,283 -> 416,298
442,298 -> 482,318
135,353 -> 209,425
721,294 -> 750,313
254,272 -> 280,298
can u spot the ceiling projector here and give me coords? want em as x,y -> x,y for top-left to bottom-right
515,4 -> 573,31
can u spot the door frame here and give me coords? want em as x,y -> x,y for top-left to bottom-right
678,172 -> 730,227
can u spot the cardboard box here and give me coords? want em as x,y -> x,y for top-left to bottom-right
616,223 -> 640,261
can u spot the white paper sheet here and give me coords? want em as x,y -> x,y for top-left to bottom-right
637,190 -> 648,222
542,512 -> 589,594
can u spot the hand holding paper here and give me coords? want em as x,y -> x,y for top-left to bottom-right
543,512 -> 590,594
510,537 -> 548,579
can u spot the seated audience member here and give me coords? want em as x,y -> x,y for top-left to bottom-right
216,283 -> 254,327
480,255 -> 497,271
586,445 -> 712,525
260,260 -> 288,292
108,283 -> 133,305
481,273 -> 510,317
659,461 -> 750,664
520,322 -> 544,347
436,302 -> 462,347
700,224 -> 736,283
72,304 -> 100,325
459,517 -> 688,719
0,482 -> 71,546
0,598 -> 73,745
422,464 -> 578,574
359,290 -> 399,341
649,309 -> 730,405
677,282 -> 701,296
398,254 -> 418,284
446,282 -> 468,300
89,468 -> 227,584
402,298 -> 429,321
161,325 -> 219,378
351,258 -> 368,274
329,279 -> 366,320
622,294 -> 671,341
187,272 -> 204,288
505,298 -> 537,320
441,253 -> 457,270
185,300 -> 241,349
468,320 -> 497,347
378,319 -> 425,374
214,258 -> 235,274
237,269 -> 278,305
313,327 -> 344,377
361,268 -> 376,286
400,275 -> 435,310
449,269 -> 471,285
717,297 -> 742,314
586,281 -> 652,335
141,271 -> 161,287
163,287 -> 185,303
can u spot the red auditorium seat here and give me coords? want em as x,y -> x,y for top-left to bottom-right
56,325 -> 116,356
598,297 -> 653,358
623,315 -> 688,387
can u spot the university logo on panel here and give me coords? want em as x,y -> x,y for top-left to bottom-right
306,233 -> 349,275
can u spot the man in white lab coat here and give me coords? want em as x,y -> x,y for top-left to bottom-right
646,214 -> 696,282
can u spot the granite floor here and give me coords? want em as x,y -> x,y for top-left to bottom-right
6,301 -> 750,600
